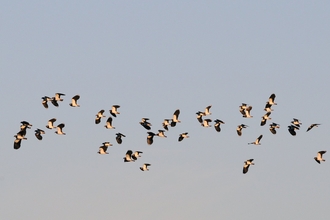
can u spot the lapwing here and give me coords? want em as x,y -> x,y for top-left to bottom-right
171,109 -> 181,127
243,159 -> 254,174
288,124 -> 299,136
243,106 -> 253,118
260,112 -> 271,126
35,129 -> 45,140
268,93 -> 277,105
110,105 -> 120,117
237,124 -> 248,136
269,122 -> 280,134
115,133 -> 126,144
147,132 -> 156,145
140,118 -> 152,130
291,118 -> 302,127
196,111 -> 204,124
178,132 -> 189,142
239,103 -> 248,117
156,130 -> 167,138
69,95 -> 80,107
105,116 -> 115,129
248,135 -> 263,145
95,110 -> 105,124
162,119 -> 171,131
314,151 -> 326,164
264,102 -> 273,112
55,123 -> 65,135
41,96 -> 52,109
98,142 -> 112,154
307,123 -> 321,132
201,119 -> 212,127
203,105 -> 212,116
140,163 -> 151,171
51,93 -> 65,107
46,118 -> 57,129
123,150 -> 135,162
214,119 -> 225,132
131,151 -> 143,160
13,136 -> 23,150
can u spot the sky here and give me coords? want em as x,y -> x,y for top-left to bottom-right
1,1 -> 330,219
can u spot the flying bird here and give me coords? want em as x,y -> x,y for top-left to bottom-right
55,123 -> 66,135
268,93 -> 277,105
69,95 -> 80,107
248,135 -> 263,145
98,142 -> 112,154
162,119 -> 171,131
264,102 -> 273,112
203,105 -> 212,116
178,132 -> 189,142
13,136 -> 23,150
105,117 -> 115,129
201,119 -> 212,127
260,112 -> 271,126
115,133 -> 126,144
131,151 -> 143,160
46,118 -> 57,129
140,118 -> 152,130
214,119 -> 225,132
171,109 -> 181,127
291,118 -> 302,127
41,96 -> 52,109
269,122 -> 280,134
140,163 -> 151,171
196,111 -> 204,124
123,150 -> 135,162
288,125 -> 299,136
51,93 -> 65,107
109,105 -> 120,117
239,103 -> 248,117
243,159 -> 254,174
35,129 -> 45,140
156,130 -> 167,138
243,106 -> 253,118
306,123 -> 321,132
147,132 -> 156,145
314,151 -> 326,164
237,124 -> 248,136
95,110 -> 106,124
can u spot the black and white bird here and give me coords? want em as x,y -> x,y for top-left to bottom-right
203,105 -> 212,116
260,112 -> 271,126
105,117 -> 115,129
171,109 -> 181,127
109,105 -> 120,117
214,119 -> 225,132
21,121 -> 33,129
248,135 -> 263,145
237,124 -> 248,136
162,119 -> 171,131
243,159 -> 254,174
156,130 -> 167,138
201,119 -> 212,127
140,118 -> 152,130
291,118 -> 302,127
178,132 -> 189,142
243,106 -> 253,118
55,123 -> 65,135
46,118 -> 57,129
95,110 -> 106,124
131,151 -> 143,160
307,123 -> 321,132
268,93 -> 277,105
196,111 -> 204,124
239,103 -> 248,117
140,163 -> 151,171
269,123 -> 280,134
264,102 -> 273,112
288,125 -> 299,136
34,129 -> 45,140
314,151 -> 326,164
41,96 -> 52,109
147,132 -> 156,145
115,133 -> 126,144
13,136 -> 24,150
15,131 -> 27,141
69,95 -> 80,107
123,150 -> 135,162
51,93 -> 65,107
98,142 -> 112,154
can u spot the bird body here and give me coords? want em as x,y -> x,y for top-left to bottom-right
69,95 -> 80,107
237,124 -> 248,136
140,163 -> 151,171
46,118 -> 57,129
115,133 -> 126,144
147,132 -> 156,145
314,151 -> 326,164
307,123 -> 320,132
140,118 -> 152,130
178,132 -> 189,142
35,129 -> 45,140
110,105 -> 120,117
95,110 -> 105,124
124,150 -> 135,162
171,109 -> 181,127
248,135 -> 263,145
214,119 -> 225,132
243,159 -> 254,174
55,123 -> 65,135
105,117 -> 115,129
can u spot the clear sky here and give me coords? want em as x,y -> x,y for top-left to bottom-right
1,1 -> 330,219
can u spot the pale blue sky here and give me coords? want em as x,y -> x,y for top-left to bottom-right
1,1 -> 330,219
